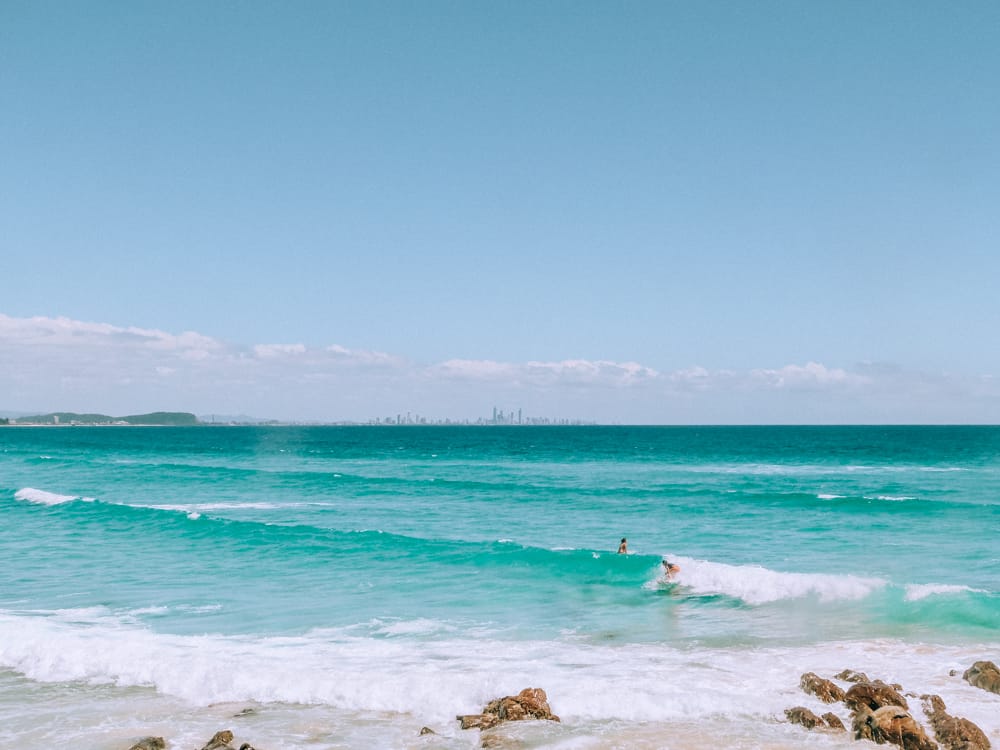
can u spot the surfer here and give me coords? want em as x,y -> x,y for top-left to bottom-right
662,559 -> 681,580
617,537 -> 628,554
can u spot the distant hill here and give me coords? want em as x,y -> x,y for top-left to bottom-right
122,412 -> 200,426
8,411 -> 200,426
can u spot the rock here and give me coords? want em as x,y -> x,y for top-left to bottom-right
481,735 -> 525,749
458,688 -> 560,731
854,706 -> 877,741
233,708 -> 256,718
963,661 -> 1000,695
846,680 -> 910,712
200,731 -> 235,750
786,706 -> 823,729
459,714 -> 492,730
822,712 -> 846,731
836,669 -> 872,683
127,739 -> 165,750
800,672 -> 846,703
854,705 -> 937,750
786,706 -> 847,733
921,694 -> 991,750
419,726 -> 436,735
237,744 -> 257,750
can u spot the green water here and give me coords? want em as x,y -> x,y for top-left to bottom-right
1,426 -> 997,748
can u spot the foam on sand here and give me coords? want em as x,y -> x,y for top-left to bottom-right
0,608 -> 997,735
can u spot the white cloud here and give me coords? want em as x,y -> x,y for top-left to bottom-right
431,358 -> 657,387
326,344 -> 401,367
749,361 -> 869,390
0,313 -> 221,356
254,343 -> 307,358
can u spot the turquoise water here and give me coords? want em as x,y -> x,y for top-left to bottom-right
1,426 -> 998,748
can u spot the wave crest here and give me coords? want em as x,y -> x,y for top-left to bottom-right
658,556 -> 887,605
13,487 -> 90,505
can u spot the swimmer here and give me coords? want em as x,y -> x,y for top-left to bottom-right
617,538 -> 628,554
662,559 -> 681,580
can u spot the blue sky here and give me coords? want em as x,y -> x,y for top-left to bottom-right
2,2 -> 998,423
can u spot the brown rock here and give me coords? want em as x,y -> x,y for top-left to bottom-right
921,694 -> 991,750
836,669 -> 872,683
854,706 -> 877,741
419,726 -> 436,735
127,739 -> 165,750
459,688 -> 560,731
854,705 -> 937,750
822,712 -> 846,731
787,706 -> 847,733
786,706 -> 823,729
200,731 -> 235,750
963,661 -> 1000,696
846,680 -> 910,712
481,735 -> 525,749
800,672 -> 847,703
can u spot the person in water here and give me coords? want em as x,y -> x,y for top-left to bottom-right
617,538 -> 628,554
662,559 -> 681,580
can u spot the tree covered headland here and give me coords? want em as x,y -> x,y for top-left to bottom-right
5,412 -> 199,426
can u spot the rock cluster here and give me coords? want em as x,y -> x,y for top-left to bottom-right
457,687 -> 560,731
126,730 -> 257,750
921,694 -> 991,750
785,663 -> 994,750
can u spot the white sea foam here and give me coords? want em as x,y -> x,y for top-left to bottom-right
0,609 -> 997,737
13,488 -> 91,506
370,618 -> 456,636
816,493 -> 843,499
903,583 -> 985,601
651,556 -> 887,605
125,606 -> 171,617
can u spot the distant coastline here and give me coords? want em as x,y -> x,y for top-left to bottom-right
2,409 -> 596,427
0,411 -> 199,427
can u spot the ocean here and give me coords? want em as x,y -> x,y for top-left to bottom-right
1,425 -> 998,749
